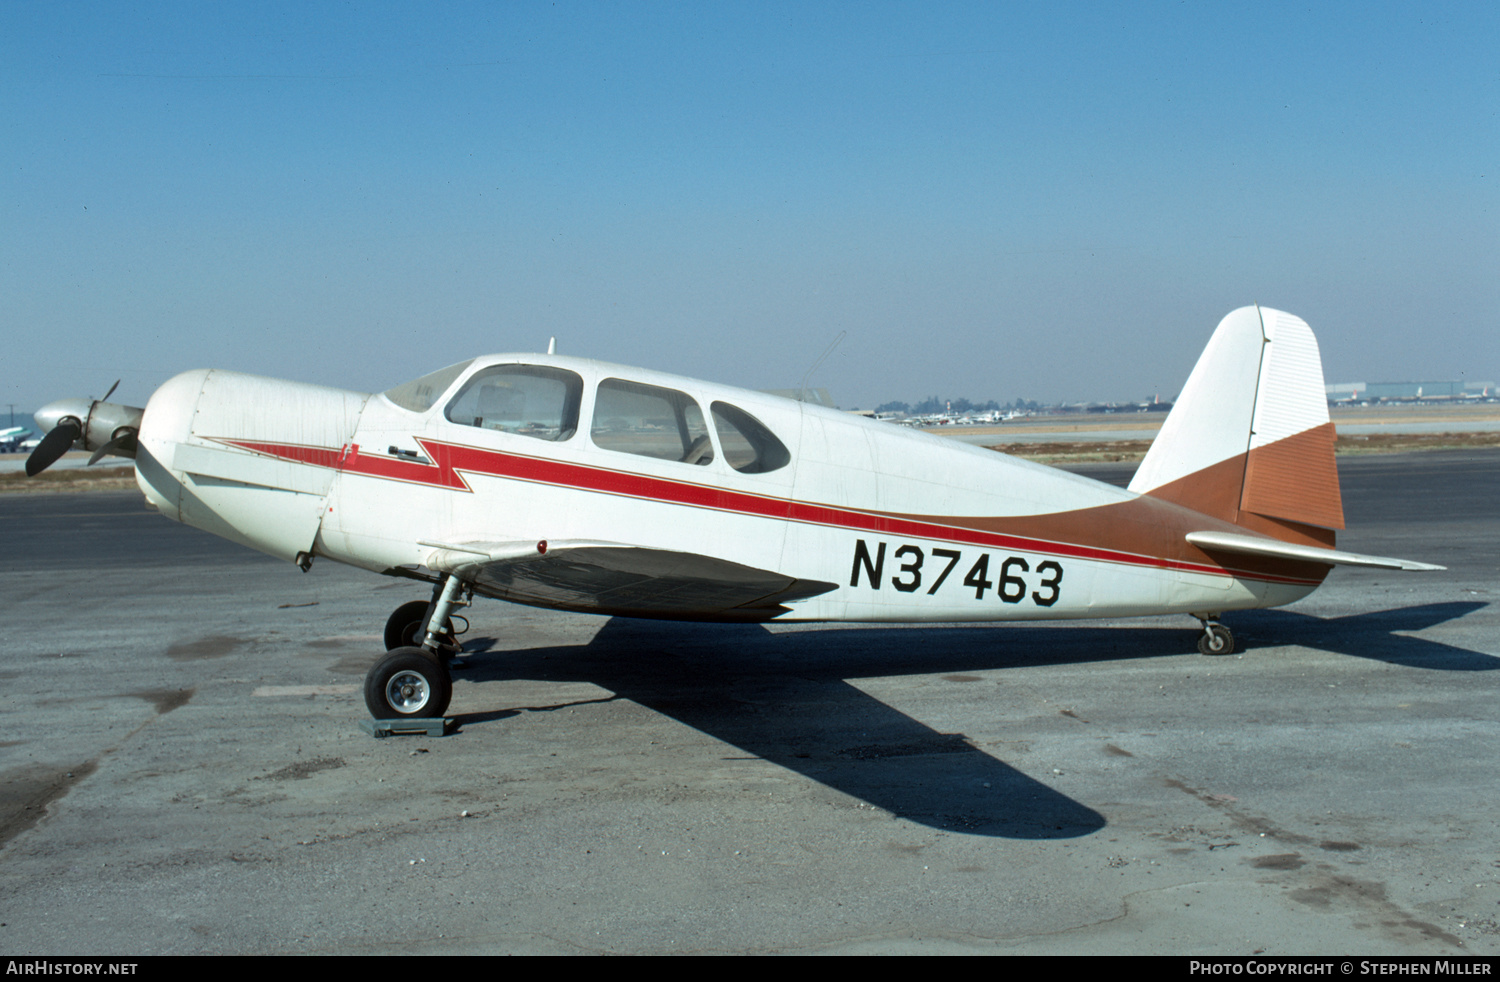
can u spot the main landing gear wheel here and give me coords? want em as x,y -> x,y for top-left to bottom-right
365,647 -> 452,719
1197,623 -> 1235,656
384,600 -> 456,653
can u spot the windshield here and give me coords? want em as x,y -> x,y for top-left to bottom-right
382,360 -> 474,413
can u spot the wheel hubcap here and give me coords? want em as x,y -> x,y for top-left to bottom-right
386,669 -> 431,713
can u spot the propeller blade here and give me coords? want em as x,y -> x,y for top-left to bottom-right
26,418 -> 82,476
101,380 -> 120,403
87,428 -> 139,465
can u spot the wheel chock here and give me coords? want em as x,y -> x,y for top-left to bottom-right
361,717 -> 450,738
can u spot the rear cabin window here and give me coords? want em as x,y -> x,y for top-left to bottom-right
444,365 -> 583,442
711,402 -> 791,474
591,378 -> 714,466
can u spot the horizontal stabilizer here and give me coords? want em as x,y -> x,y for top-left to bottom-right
1186,531 -> 1445,571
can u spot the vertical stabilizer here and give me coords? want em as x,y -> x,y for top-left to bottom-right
1127,307 -> 1343,539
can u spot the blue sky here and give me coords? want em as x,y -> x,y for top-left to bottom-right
3,1 -> 1495,415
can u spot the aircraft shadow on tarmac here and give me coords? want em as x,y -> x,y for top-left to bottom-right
442,601 -> 1490,841
1233,601 -> 1493,671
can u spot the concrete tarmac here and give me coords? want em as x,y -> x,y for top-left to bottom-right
0,451 -> 1496,955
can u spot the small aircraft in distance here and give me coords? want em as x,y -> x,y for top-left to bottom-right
27,307 -> 1441,720
0,425 -> 35,452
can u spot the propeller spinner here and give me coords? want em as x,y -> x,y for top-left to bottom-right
26,383 -> 145,477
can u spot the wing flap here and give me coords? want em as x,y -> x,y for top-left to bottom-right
1186,530 -> 1444,571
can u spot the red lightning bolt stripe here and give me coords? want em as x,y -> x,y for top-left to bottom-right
211,437 -> 1325,586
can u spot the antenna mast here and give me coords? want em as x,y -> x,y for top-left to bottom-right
799,331 -> 846,404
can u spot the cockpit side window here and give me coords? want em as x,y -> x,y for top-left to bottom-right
383,360 -> 474,413
591,378 -> 714,466
711,402 -> 790,474
445,365 -> 583,442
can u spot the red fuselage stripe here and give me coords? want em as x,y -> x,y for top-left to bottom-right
215,438 -> 1323,586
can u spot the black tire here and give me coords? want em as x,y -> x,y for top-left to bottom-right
1197,624 -> 1235,656
384,600 -> 455,651
365,647 -> 452,719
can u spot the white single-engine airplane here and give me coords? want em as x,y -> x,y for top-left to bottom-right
27,307 -> 1441,720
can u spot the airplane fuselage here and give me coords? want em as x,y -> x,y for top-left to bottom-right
132,355 -> 1327,625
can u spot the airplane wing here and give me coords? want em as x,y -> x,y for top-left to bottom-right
415,539 -> 839,621
1185,531 -> 1445,572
